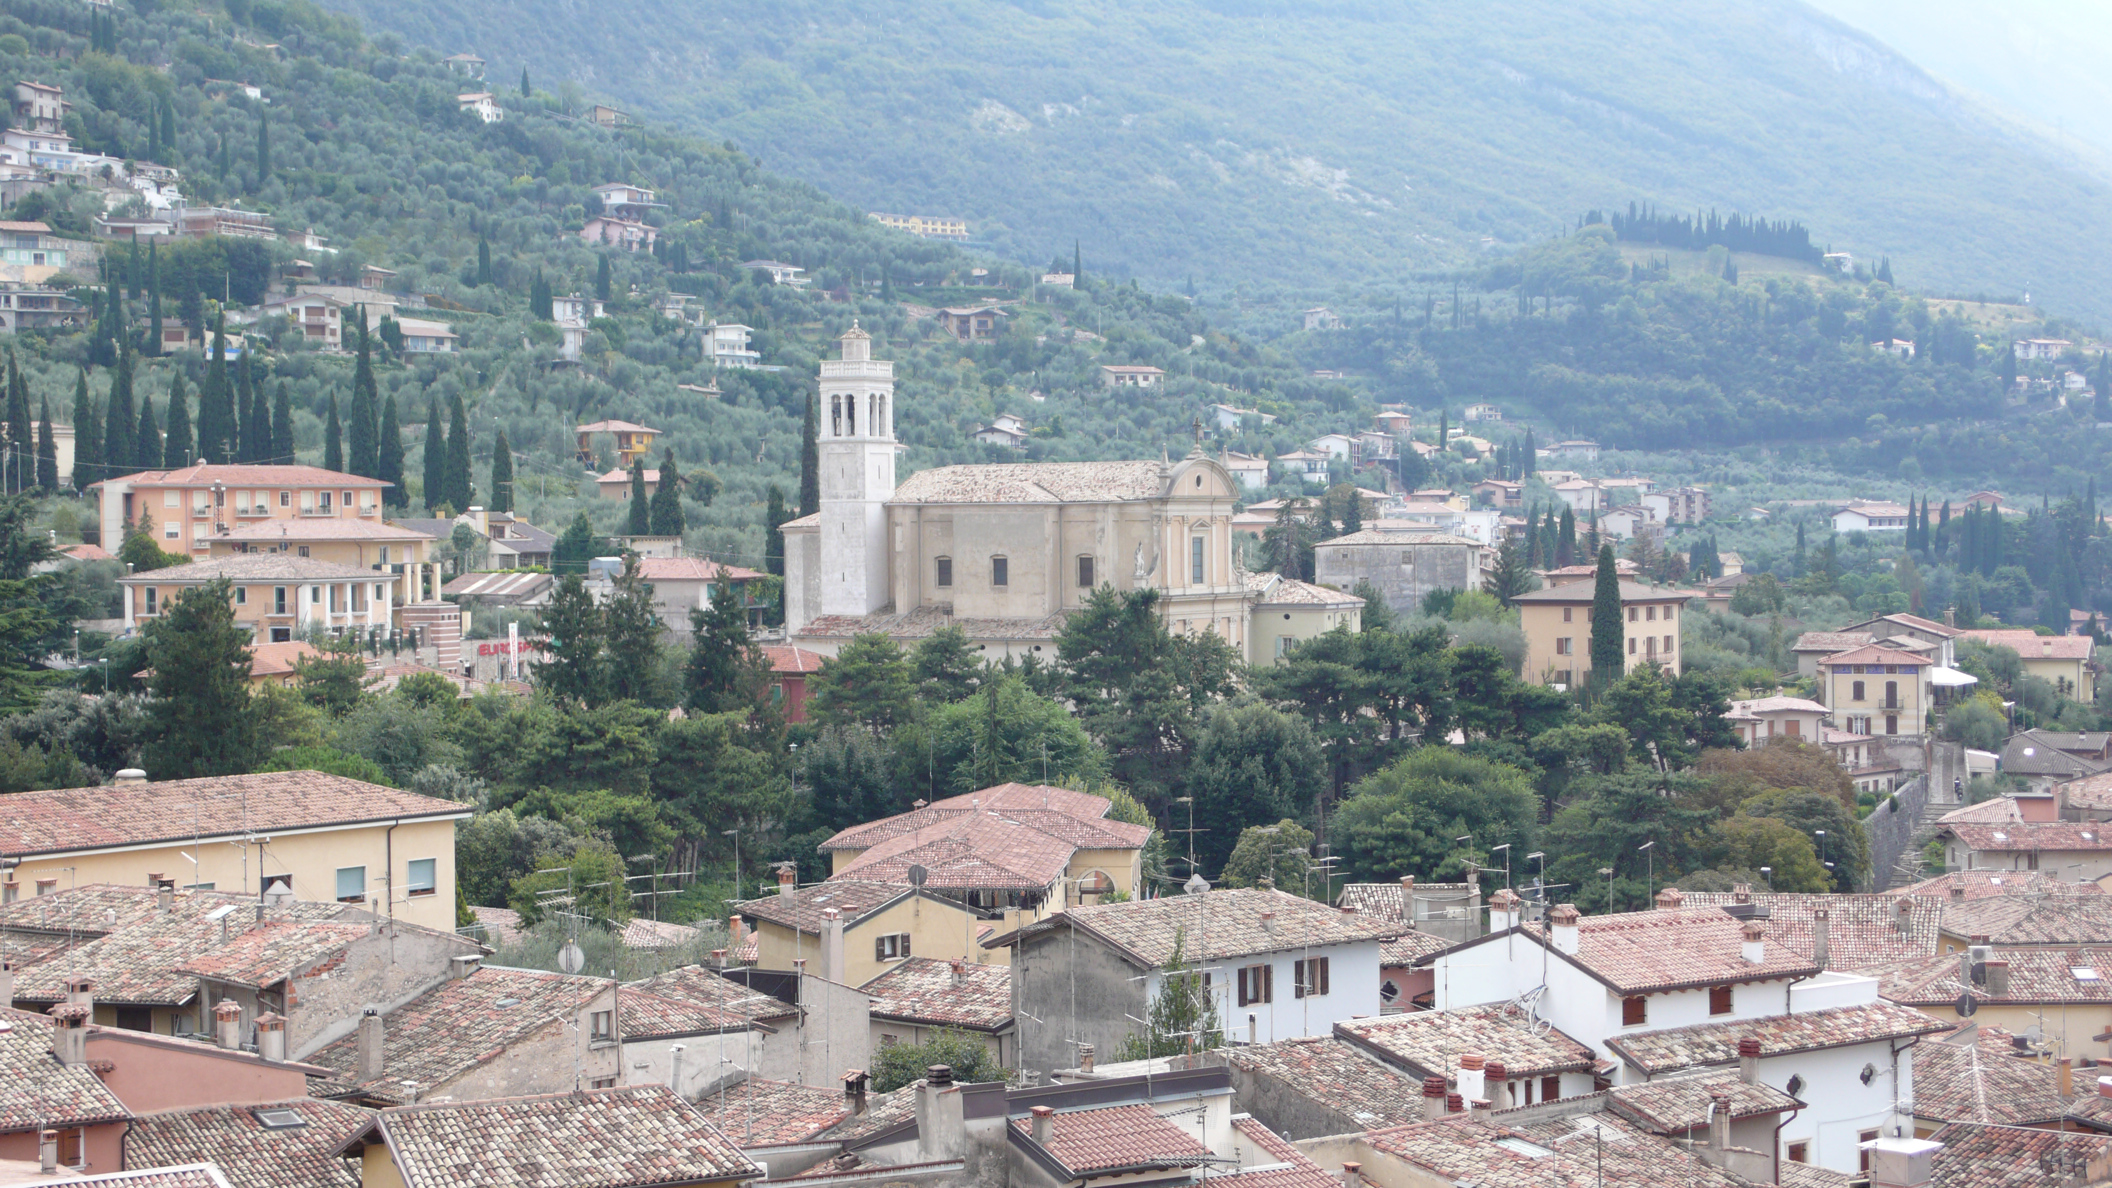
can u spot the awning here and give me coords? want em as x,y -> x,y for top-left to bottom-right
1931,666 -> 1979,687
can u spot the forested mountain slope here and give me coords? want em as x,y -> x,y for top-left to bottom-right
324,0 -> 2112,320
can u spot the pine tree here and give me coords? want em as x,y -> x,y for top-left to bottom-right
348,316 -> 378,477
378,396 -> 406,506
162,372 -> 191,468
422,398 -> 445,509
146,240 -> 162,357
323,391 -> 343,474
1588,543 -> 1625,682
34,398 -> 56,494
134,389 -> 158,471
70,370 -> 97,492
626,457 -> 650,535
799,392 -> 820,516
649,452 -> 684,536
487,427 -> 512,513
444,394 -> 473,511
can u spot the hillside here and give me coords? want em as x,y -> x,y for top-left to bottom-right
323,0 -> 2112,322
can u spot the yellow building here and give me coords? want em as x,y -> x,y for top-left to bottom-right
0,770 -> 470,935
737,879 -> 1005,987
1958,629 -> 2097,701
117,553 -> 401,644
90,464 -> 392,561
1246,571 -> 1364,664
860,956 -> 1013,1065
1816,644 -> 1932,738
204,516 -> 441,601
1882,947 -> 2112,1062
1511,577 -> 1691,686
575,419 -> 662,467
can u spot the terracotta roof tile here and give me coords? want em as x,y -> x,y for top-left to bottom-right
217,518 -> 430,542
1006,888 -> 1400,968
1364,1111 -> 1746,1188
1012,1103 -> 1213,1177
363,1086 -> 758,1187
762,645 -> 826,675
1606,1003 -> 1948,1074
1879,946 -> 2112,1006
1925,1121 -> 2112,1188
1937,799 -> 2024,826
860,957 -> 1011,1030
1677,893 -> 1942,970
0,1006 -> 131,1132
1816,644 -> 1933,668
1606,1072 -> 1801,1133
1778,1163 -> 1853,1188
618,918 -> 698,950
1940,895 -> 2112,945
1222,1037 -> 1429,1130
734,881 -> 918,936
95,465 -> 388,490
811,1081 -> 920,1144
0,771 -> 468,857
176,922 -> 374,987
1508,580 -> 1691,604
635,557 -> 766,582
307,966 -> 607,1103
2058,771 -> 2112,811
1247,575 -> 1364,607
1336,882 -> 1477,924
835,808 -> 1147,891
68,1168 -> 236,1188
622,965 -> 796,1024
1507,907 -> 1821,995
892,461 -> 1173,505
1381,931 -> 1452,966
1335,1005 -> 1596,1082
1910,1024 -> 2070,1126
615,986 -> 758,1041
691,1078 -> 848,1147
822,785 -> 1115,851
125,1098 -> 372,1188
1889,871 -> 2102,901
116,553 -> 383,584
1944,821 -> 2112,853
1959,630 -> 2096,660
1209,1117 -> 1339,1188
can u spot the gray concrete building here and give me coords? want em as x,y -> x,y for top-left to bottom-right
1313,527 -> 1489,619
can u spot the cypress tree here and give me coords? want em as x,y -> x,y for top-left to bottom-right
648,451 -> 684,537
348,316 -> 377,477
1523,506 -> 1542,568
799,393 -> 819,516
1795,521 -> 1807,574
271,382 -> 293,465
70,369 -> 97,492
323,391 -> 343,474
476,236 -> 491,287
255,109 -> 269,185
1073,240 -> 1082,290
595,254 -> 612,302
159,101 -> 175,163
34,397 -> 55,494
487,427 -> 512,513
134,389 -> 158,472
520,67 -> 531,98
146,240 -> 162,357
104,349 -> 136,479
1587,543 -> 1625,682
1905,497 -> 1919,552
199,312 -> 229,462
4,353 -> 28,494
235,351 -> 257,462
163,372 -> 192,468
1557,506 -> 1577,566
378,395 -> 406,506
422,398 -> 445,509
626,457 -> 649,535
444,394 -> 472,512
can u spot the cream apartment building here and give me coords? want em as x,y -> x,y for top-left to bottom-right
1513,577 -> 1690,686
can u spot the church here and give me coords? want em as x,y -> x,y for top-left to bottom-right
782,327 -> 1360,661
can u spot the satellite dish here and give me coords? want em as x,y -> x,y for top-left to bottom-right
557,942 -> 586,975
1184,873 -> 1211,896
1956,991 -> 1977,1017
907,865 -> 928,888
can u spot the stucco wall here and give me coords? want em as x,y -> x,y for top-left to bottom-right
281,924 -> 480,1058
795,973 -> 871,1088
1313,538 -> 1481,620
1014,933 -> 1146,1074
423,984 -> 620,1101
85,1030 -> 309,1112
622,1029 -> 757,1098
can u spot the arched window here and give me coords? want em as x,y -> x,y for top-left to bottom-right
830,395 -> 842,437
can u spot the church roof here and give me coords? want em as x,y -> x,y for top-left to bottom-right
890,461 -> 1175,505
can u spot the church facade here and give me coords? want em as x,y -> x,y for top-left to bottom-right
783,328 -> 1354,660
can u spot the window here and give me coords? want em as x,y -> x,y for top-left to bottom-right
1077,556 -> 1094,588
318,491 -> 332,511
1886,715 -> 1898,735
1885,680 -> 1898,706
144,588 -> 157,615
1237,963 -> 1273,1006
273,587 -> 287,614
1293,957 -> 1330,998
1627,606 -> 1638,622
878,1033 -> 899,1048
875,932 -> 911,961
234,586 -> 247,605
935,557 -> 952,588
297,546 -> 311,558
1708,985 -> 1732,1015
1646,606 -> 1656,621
311,586 -> 322,604
1851,680 -> 1865,702
590,1076 -> 617,1089
1663,635 -> 1674,652
1555,637 -> 1572,656
279,491 -> 291,507
991,556 -> 1008,587
1665,605 -> 1676,621
1379,979 -> 1399,1003
590,1010 -> 614,1040
1627,637 -> 1636,655
1621,995 -> 1647,1026
1786,1074 -> 1805,1098
163,490 -> 179,508
1787,1143 -> 1808,1165
406,859 -> 436,897
1191,536 -> 1206,584
1562,607 -> 1573,623
335,866 -> 366,904
1542,1076 -> 1561,1103
163,520 -> 178,540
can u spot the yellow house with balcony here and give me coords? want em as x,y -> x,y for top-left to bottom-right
118,552 -> 400,644
1816,643 -> 1932,738
575,419 -> 661,467
203,516 -> 442,602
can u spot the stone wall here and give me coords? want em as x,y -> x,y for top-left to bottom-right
1313,536 -> 1481,618
1866,773 -> 1930,892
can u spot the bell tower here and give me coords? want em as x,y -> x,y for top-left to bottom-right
817,322 -> 895,618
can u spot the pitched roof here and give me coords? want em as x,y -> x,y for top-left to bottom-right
621,965 -> 796,1024
217,518 -> 430,542
2057,771 -> 2112,811
1382,930 -> 1455,967
95,464 -> 389,490
690,1077 -> 847,1147
177,921 -> 376,987
614,984 -> 759,1041
350,1086 -> 758,1188
822,785 -> 1116,851
618,917 -> 698,950
1724,696 -> 1829,717
1778,1162 -> 1854,1188
117,553 -> 383,584
1605,1072 -> 1800,1133
891,461 -> 1176,505
734,880 -> 919,935
1334,1004 -> 1597,1082
67,1168 -> 236,1188
1488,907 -> 1820,995
1206,1117 -> 1341,1188
809,1081 -> 921,1145
833,806 -> 1148,891
1011,1103 -> 1213,1177
1675,892 -> 1942,970
1909,1025 -> 2071,1126
246,640 -> 322,679
1001,889 -> 1400,968
0,771 -> 469,857
1605,1002 -> 1948,1074
635,557 -> 766,582
1248,575 -> 1365,608
125,1098 -> 372,1188
1959,630 -> 2095,660
1879,946 -> 2112,1006
1506,580 -> 1691,604
1363,1111 -> 1746,1188
859,957 -> 1011,1031
575,420 -> 661,435
306,966 -> 607,1104
1943,821 -> 2112,853
1938,799 -> 2024,826
1816,643 -> 1932,667
0,1006 -> 131,1133
1939,894 -> 2112,945
1889,871 -> 2103,901
762,645 -> 825,675
1221,1036 -> 1430,1131
1925,1122 -> 2112,1188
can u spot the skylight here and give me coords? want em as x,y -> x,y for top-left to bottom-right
254,1109 -> 308,1130
2074,968 -> 2101,982
1496,1138 -> 1553,1159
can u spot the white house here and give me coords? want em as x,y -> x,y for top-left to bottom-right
1428,892 -> 1944,1174
1833,502 -> 1909,533
1552,479 -> 1601,515
2015,338 -> 2073,361
972,413 -> 1029,449
1210,404 -> 1276,432
1723,696 -> 1829,747
1937,821 -> 2112,880
742,260 -> 809,287
551,295 -> 605,323
705,322 -> 761,369
1599,505 -> 1654,541
1542,439 -> 1601,462
393,317 -> 458,354
456,92 -> 503,123
1307,433 -> 1357,462
1302,307 -> 1342,331
1463,402 -> 1501,422
1220,451 -> 1271,491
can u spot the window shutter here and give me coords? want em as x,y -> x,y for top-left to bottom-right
1262,964 -> 1273,1004
1293,960 -> 1306,999
876,936 -> 887,961
900,933 -> 911,959
1318,957 -> 1330,996
1235,969 -> 1248,1008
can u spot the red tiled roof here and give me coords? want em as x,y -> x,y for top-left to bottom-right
1002,888 -> 1401,967
2058,771 -> 2112,811
615,985 -> 758,1041
1817,644 -> 1932,667
1011,1103 -> 1212,1177
1940,895 -> 2112,945
0,771 -> 468,857
1925,1122 -> 2112,1188
1606,1072 -> 1800,1133
126,1098 -> 372,1188
1958,630 -> 2095,660
636,557 -> 766,582
859,957 -> 1011,1031
1499,907 -> 1821,995
94,464 -> 388,489
1605,1003 -> 1948,1074
833,806 -> 1148,892
0,1006 -> 131,1132
246,640 -> 322,678
1209,1117 -> 1340,1188
691,1077 -> 847,1146
1879,946 -> 2112,1006
1335,1004 -> 1596,1081
61,543 -> 114,562
1222,1037 -> 1436,1131
177,921 -> 374,988
622,964 -> 796,1024
1365,1111 -> 1746,1188
1910,1024 -> 2071,1126
218,518 -> 429,542
307,967 -> 607,1103
820,784 -> 1115,851
1944,821 -> 2112,853
1677,893 -> 1942,971
1889,871 -> 2103,901
353,1086 -> 758,1187
762,645 -> 825,675
733,880 -> 918,936
1382,930 -> 1453,967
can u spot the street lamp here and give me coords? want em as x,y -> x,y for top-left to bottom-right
1598,868 -> 1614,913
1760,865 -> 1772,891
1814,829 -> 1829,886
1638,840 -> 1655,900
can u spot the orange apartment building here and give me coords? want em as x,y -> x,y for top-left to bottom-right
93,465 -> 391,558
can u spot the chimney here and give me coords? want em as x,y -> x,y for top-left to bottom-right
1811,907 -> 1831,969
113,768 -> 147,784
1484,1060 -> 1510,1109
256,1012 -> 286,1063
451,954 -> 481,981
1894,897 -> 1914,936
1422,1075 -> 1447,1121
1342,1163 -> 1364,1188
1030,1105 -> 1054,1146
843,1069 -> 870,1117
1487,888 -> 1521,932
213,999 -> 243,1049
1741,920 -> 1766,965
1445,1092 -> 1463,1114
1984,958 -> 2010,998
1707,1088 -> 1733,1151
2060,1058 -> 2074,1098
1655,887 -> 1684,911
34,877 -> 56,896
37,1130 -> 56,1175
916,1065 -> 965,1161
1078,1044 -> 1095,1074
1949,873 -> 1966,902
1549,904 -> 1581,955
949,958 -> 965,984
1739,1037 -> 1762,1085
821,907 -> 845,984
1261,911 -> 1276,935
64,975 -> 92,1009
157,878 -> 175,912
1457,1052 -> 1486,1107
728,915 -> 746,946
50,1003 -> 88,1066
146,872 -> 162,887
357,1009 -> 384,1081
1732,883 -> 1751,905
708,949 -> 726,967
777,867 -> 796,896
1865,1136 -> 1942,1188
0,959 -> 13,1006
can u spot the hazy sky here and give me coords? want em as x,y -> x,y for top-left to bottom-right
1805,0 -> 2112,160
